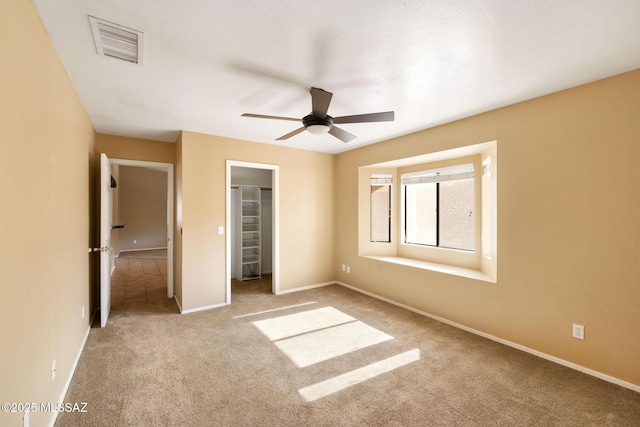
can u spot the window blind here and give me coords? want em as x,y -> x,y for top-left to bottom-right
371,173 -> 392,185
401,164 -> 474,185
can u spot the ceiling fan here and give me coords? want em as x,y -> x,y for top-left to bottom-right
242,87 -> 394,143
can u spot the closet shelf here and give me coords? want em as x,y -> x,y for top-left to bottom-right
236,185 -> 261,281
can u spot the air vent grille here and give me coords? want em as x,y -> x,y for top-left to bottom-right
89,16 -> 144,65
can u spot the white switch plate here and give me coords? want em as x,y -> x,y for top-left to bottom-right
341,264 -> 345,271
218,226 -> 224,235
346,266 -> 351,274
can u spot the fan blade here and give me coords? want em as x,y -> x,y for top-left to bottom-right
242,113 -> 300,122
333,111 -> 395,124
310,87 -> 333,118
328,126 -> 356,143
276,127 -> 306,140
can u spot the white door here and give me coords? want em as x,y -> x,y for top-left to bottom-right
100,153 -> 112,327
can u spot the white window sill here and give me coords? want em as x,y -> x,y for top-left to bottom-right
362,255 -> 496,283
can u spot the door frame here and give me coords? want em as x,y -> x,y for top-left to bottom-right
226,160 -> 280,303
100,153 -> 112,327
110,158 -> 175,298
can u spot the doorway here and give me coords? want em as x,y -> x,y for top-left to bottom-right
226,161 -> 279,303
110,158 -> 174,298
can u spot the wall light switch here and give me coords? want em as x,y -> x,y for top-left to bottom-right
341,264 -> 346,271
218,226 -> 224,235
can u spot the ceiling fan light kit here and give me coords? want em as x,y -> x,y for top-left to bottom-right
242,87 -> 394,143
303,114 -> 333,134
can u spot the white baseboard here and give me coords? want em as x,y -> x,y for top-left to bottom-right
118,246 -> 168,254
180,301 -> 227,314
275,281 -> 334,295
336,281 -> 640,394
48,324 -> 91,427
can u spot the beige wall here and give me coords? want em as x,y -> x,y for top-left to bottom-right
335,69 -> 640,387
96,134 -> 176,164
0,1 -> 96,426
118,166 -> 168,251
177,132 -> 335,311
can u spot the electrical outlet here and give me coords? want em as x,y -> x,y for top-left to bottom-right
572,324 -> 585,340
341,264 -> 345,271
82,305 -> 85,320
51,359 -> 56,382
346,266 -> 351,274
133,239 -> 137,244
218,226 -> 224,235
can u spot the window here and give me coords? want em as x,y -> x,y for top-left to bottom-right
402,164 -> 474,251
358,141 -> 496,281
370,174 -> 392,242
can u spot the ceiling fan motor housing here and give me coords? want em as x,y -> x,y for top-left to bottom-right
303,114 -> 333,129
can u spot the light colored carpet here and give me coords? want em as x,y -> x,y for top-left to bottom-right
56,279 -> 640,426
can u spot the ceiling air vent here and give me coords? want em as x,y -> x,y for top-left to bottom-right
89,16 -> 144,65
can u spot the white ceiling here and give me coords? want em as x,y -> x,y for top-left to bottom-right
32,0 -> 640,154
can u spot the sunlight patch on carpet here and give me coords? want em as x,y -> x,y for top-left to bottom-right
253,307 -> 394,367
253,306 -> 355,340
299,349 -> 421,401
275,321 -> 393,367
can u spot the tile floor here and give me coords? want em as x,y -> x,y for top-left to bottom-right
110,252 -> 270,309
111,256 -> 167,308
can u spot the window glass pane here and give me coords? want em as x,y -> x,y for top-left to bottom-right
370,185 -> 390,242
439,179 -> 474,250
405,183 -> 436,245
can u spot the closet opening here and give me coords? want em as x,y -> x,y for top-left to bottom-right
226,161 -> 279,303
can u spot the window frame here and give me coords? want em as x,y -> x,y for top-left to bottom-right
358,141 -> 496,281
401,163 -> 475,251
396,155 -> 482,270
370,174 -> 392,243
